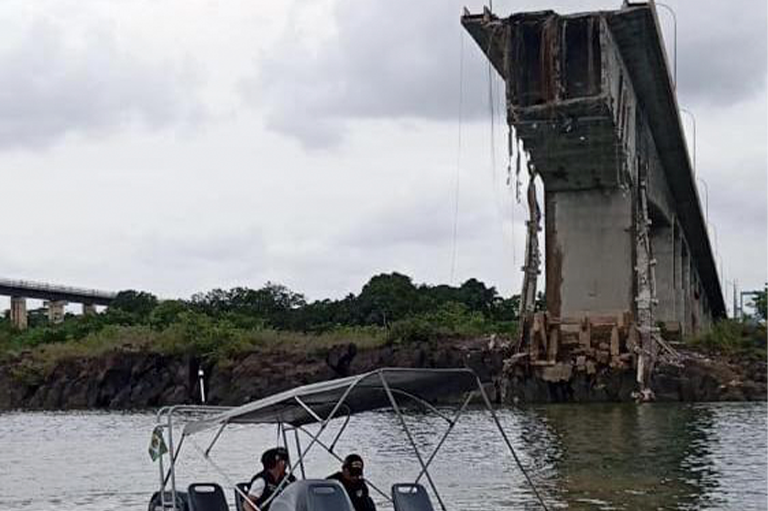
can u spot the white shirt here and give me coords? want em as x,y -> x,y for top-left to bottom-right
247,477 -> 266,501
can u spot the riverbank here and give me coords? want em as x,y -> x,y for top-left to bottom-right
0,335 -> 764,410
0,336 -> 503,409
502,345 -> 767,403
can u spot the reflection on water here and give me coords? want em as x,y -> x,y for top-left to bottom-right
540,403 -> 768,510
0,402 -> 765,510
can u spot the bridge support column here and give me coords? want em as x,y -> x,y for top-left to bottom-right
545,189 -> 634,319
673,223 -> 684,330
652,224 -> 679,334
47,301 -> 66,324
82,303 -> 97,316
681,245 -> 691,335
10,296 -> 27,330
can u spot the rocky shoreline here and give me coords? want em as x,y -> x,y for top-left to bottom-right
0,339 -> 501,410
0,338 -> 764,410
501,346 -> 767,403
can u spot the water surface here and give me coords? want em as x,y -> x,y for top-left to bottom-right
0,402 -> 765,510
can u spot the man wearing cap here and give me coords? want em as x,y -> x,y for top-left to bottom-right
244,447 -> 295,511
328,454 -> 376,511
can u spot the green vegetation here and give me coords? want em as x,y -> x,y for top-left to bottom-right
0,273 -> 521,365
689,319 -> 766,361
686,285 -> 767,360
752,288 -> 767,322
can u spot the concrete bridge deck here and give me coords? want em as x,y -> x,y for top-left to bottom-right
0,278 -> 116,306
462,2 -> 726,330
1,278 -> 116,329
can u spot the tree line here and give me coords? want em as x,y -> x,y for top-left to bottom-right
1,273 -> 536,350
114,272 -> 524,332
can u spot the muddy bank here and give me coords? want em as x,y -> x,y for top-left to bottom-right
0,339 -> 763,410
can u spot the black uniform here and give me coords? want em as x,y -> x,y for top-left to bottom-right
247,470 -> 296,510
328,472 -> 376,511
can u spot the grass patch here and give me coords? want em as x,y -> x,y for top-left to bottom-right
1,321 -> 387,370
0,295 -> 516,370
688,319 -> 767,361
386,303 -> 517,345
152,322 -> 387,359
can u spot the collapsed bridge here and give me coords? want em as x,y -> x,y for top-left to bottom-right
462,2 -> 725,395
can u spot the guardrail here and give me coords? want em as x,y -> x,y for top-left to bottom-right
0,278 -> 117,300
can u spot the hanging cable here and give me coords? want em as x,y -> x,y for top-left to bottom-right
450,29 -> 465,285
496,67 -> 519,270
484,25 -> 524,279
487,26 -> 522,274
486,30 -> 508,255
488,49 -> 498,185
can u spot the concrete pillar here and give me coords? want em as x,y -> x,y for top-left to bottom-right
82,303 -> 97,316
10,296 -> 27,330
47,300 -> 67,324
681,245 -> 691,335
689,260 -> 700,334
652,225 -> 675,326
545,189 -> 634,319
700,294 -> 711,332
673,223 -> 685,330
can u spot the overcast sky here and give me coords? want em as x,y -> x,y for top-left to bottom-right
1,0 -> 765,314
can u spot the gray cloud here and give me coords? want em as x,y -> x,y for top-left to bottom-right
0,20 -> 203,150
134,227 -> 266,272
337,187 -> 497,250
249,0 -> 766,147
248,0 -> 491,148
673,0 -> 767,106
0,0 -> 762,311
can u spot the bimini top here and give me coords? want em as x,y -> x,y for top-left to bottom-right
183,367 -> 480,436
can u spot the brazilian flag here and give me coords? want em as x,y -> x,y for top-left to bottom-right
148,426 -> 168,462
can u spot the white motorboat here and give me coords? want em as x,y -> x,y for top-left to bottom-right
147,367 -> 548,511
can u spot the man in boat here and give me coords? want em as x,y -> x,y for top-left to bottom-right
328,454 -> 376,511
244,447 -> 295,511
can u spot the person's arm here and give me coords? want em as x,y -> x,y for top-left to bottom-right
244,478 -> 265,511
362,482 -> 376,511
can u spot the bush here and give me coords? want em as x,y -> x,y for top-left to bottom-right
155,311 -> 235,357
111,290 -> 159,320
689,319 -> 767,360
387,317 -> 438,345
0,274 -> 525,363
149,300 -> 191,330
385,302 -> 515,345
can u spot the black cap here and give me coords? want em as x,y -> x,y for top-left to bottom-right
261,447 -> 289,469
343,453 -> 364,476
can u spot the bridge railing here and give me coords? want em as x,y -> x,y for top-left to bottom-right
0,278 -> 117,300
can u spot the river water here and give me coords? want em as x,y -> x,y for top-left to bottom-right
0,402 -> 765,511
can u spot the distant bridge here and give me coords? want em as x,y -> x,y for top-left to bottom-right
0,278 -> 116,329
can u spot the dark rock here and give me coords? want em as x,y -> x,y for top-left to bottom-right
0,337 -> 764,410
325,343 -> 357,377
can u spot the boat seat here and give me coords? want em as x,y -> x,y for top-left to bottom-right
148,490 -> 189,511
305,481 -> 353,511
392,483 -> 435,511
270,479 -> 354,511
188,483 -> 229,511
233,482 -> 250,511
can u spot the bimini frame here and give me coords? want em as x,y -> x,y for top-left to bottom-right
151,368 -> 549,511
